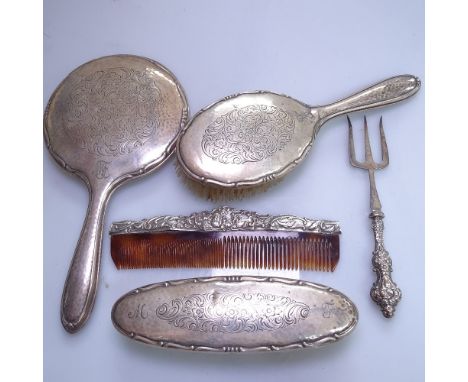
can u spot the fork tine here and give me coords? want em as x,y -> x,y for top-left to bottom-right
363,116 -> 375,164
348,116 -> 364,168
376,116 -> 389,169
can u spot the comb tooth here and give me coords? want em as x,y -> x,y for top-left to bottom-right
278,237 -> 282,270
267,237 -> 272,270
321,238 -> 325,271
295,238 -> 299,270
315,239 -> 322,271
234,236 -> 239,269
232,236 -> 236,269
247,237 -> 251,269
276,237 -> 282,270
242,237 -> 247,269
324,238 -> 328,271
309,238 -> 314,270
236,236 -> 240,269
227,236 -> 232,269
310,238 -> 315,271
229,236 -> 234,269
318,238 -> 322,271
241,237 -> 245,269
298,238 -> 302,270
292,238 -> 295,270
239,236 -> 243,269
290,238 -> 294,270
182,240 -> 186,268
302,237 -> 307,270
251,236 -> 255,269
311,238 -> 319,271
173,241 -> 177,268
225,236 -> 229,268
216,237 -> 221,269
284,238 -> 289,270
260,236 -> 265,269
282,238 -> 287,270
276,237 -> 280,270
235,236 -> 239,269
324,239 -> 328,271
243,236 -> 248,269
188,240 -> 192,268
255,236 -> 260,269
299,238 -> 302,270
323,239 -> 328,271
206,239 -> 210,268
260,237 -> 265,269
222,236 -> 227,268
270,237 -> 276,269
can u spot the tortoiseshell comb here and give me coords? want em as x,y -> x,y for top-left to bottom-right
110,207 -> 340,271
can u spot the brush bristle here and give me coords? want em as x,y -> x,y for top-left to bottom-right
111,231 -> 339,271
175,160 -> 282,201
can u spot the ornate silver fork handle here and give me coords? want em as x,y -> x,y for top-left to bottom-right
348,116 -> 402,318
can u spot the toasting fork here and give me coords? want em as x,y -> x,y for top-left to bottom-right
347,116 -> 402,318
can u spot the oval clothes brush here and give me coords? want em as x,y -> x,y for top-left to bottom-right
44,54 -> 188,333
177,75 -> 420,199
112,276 -> 358,352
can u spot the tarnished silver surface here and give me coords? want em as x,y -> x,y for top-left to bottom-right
348,116 -> 402,318
177,75 -> 420,189
110,206 -> 340,235
44,55 -> 188,333
112,276 -> 358,351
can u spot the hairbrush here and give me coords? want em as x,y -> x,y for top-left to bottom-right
176,75 -> 420,199
110,206 -> 340,271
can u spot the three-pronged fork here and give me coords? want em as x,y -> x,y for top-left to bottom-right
347,115 -> 402,318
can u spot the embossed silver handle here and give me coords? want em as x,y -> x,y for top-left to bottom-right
61,183 -> 110,333
319,75 -> 420,123
369,211 -> 402,318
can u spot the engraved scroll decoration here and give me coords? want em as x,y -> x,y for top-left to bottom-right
201,105 -> 295,164
155,293 -> 310,333
62,67 -> 163,157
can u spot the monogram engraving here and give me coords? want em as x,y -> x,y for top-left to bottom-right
155,292 -> 310,333
94,160 -> 110,179
128,304 -> 149,320
201,105 -> 295,164
62,67 -> 163,157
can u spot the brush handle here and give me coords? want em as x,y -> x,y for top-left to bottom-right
318,75 -> 420,123
369,211 -> 402,318
61,183 -> 110,333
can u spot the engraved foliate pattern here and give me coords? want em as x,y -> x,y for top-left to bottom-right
155,293 -> 310,333
201,105 -> 295,164
62,67 -> 163,157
